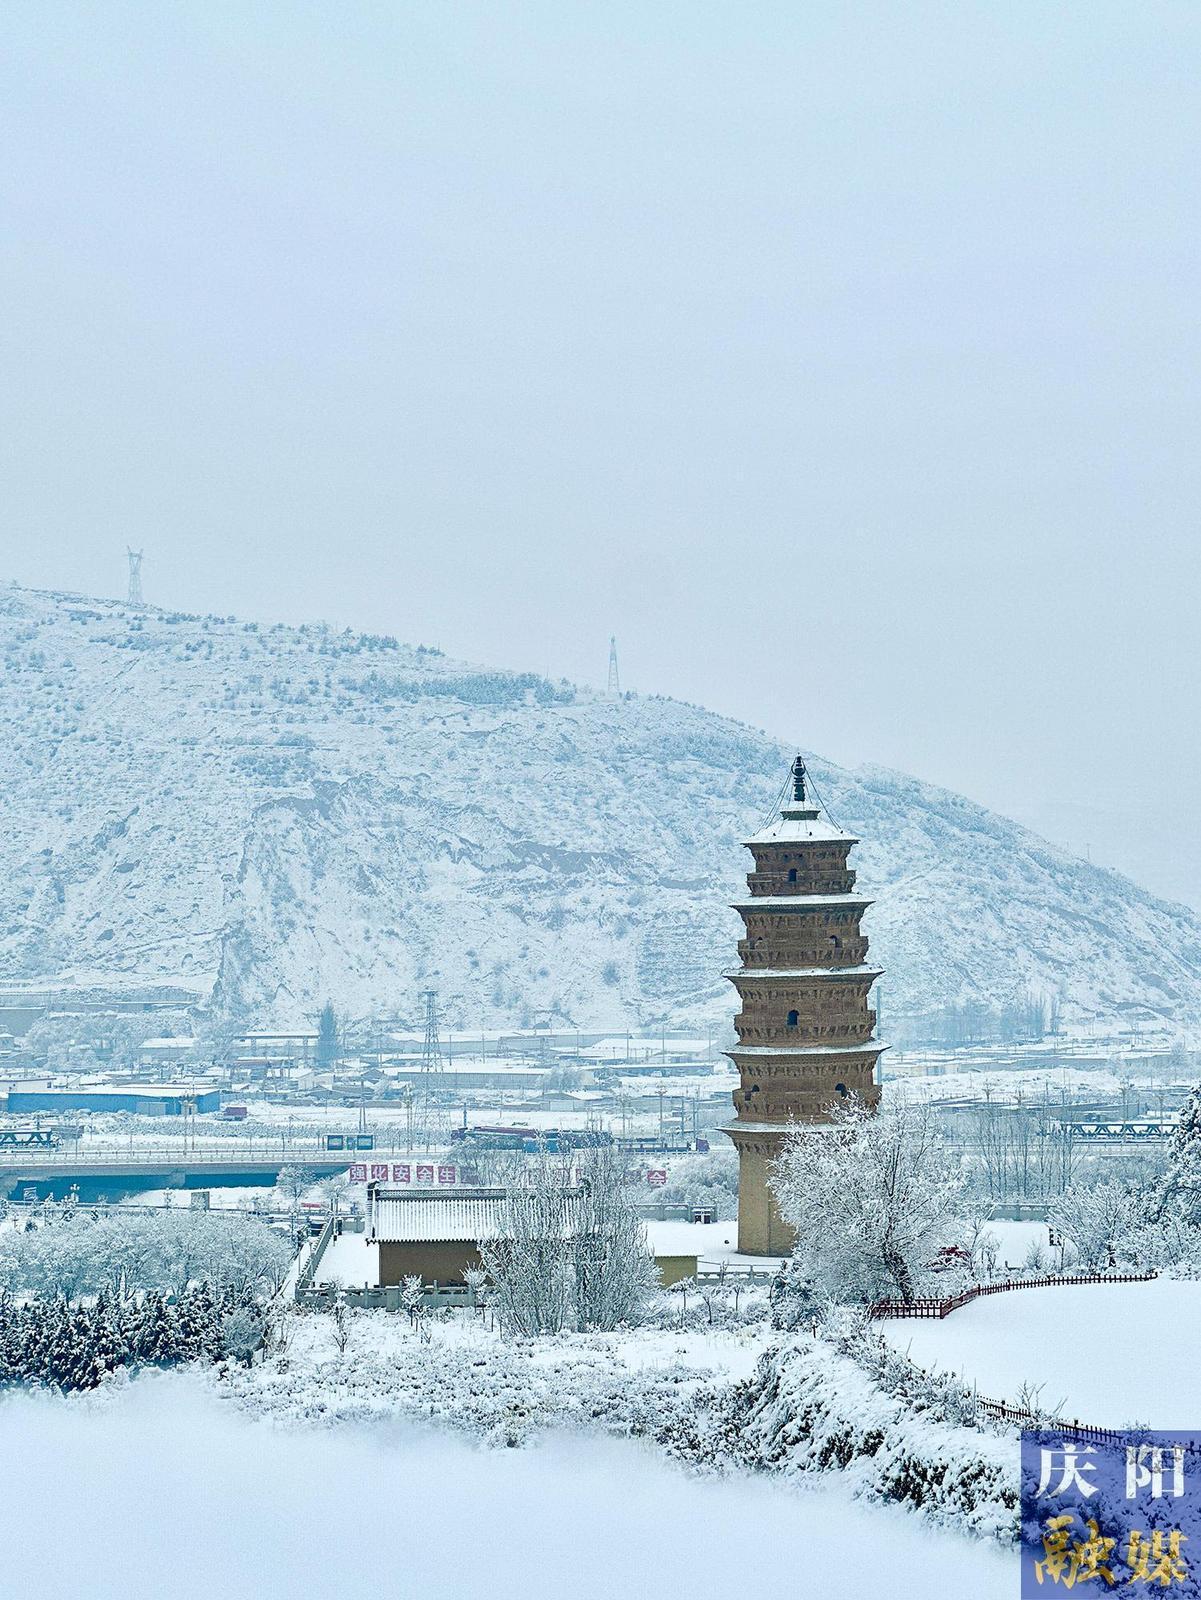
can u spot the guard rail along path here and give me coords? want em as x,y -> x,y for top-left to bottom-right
869,1268 -> 1157,1321
871,1269 -> 1191,1453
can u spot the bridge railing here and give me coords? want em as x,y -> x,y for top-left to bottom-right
0,1142 -> 353,1168
295,1215 -> 337,1294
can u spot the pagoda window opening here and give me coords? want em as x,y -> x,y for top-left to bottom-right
829,935 -> 842,951
786,1010 -> 799,1028
835,1082 -> 849,1097
787,867 -> 798,883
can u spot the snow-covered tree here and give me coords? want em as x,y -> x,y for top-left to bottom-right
1050,1181 -> 1145,1270
462,1265 -> 488,1314
571,1146 -> 658,1331
1163,1083 -> 1201,1224
400,1274 -> 425,1328
771,1095 -> 966,1305
219,1302 -> 263,1365
481,1147 -> 655,1334
658,1149 -> 738,1221
0,1210 -> 292,1304
315,1001 -> 340,1069
330,1290 -> 353,1354
481,1156 -> 575,1335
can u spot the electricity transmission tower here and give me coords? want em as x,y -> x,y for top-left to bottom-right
607,635 -> 621,695
126,548 -> 144,607
419,989 -> 443,1149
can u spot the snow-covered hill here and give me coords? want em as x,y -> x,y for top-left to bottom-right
3,583 -> 1200,1034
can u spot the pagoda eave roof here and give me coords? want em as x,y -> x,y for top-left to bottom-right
723,965 -> 883,982
720,1120 -> 842,1134
732,894 -> 872,911
725,1041 -> 888,1059
742,820 -> 860,847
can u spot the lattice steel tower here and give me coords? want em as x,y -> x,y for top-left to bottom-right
421,989 -> 442,1072
418,988 -> 443,1147
127,548 -> 144,607
607,635 -> 621,695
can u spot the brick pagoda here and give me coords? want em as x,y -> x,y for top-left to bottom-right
724,756 -> 884,1254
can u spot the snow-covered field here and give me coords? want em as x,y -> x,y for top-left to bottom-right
884,1065 -> 1127,1103
882,1279 -> 1201,1428
0,1372 -> 1016,1599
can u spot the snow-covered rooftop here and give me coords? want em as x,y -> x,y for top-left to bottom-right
743,758 -> 857,847
367,1188 -> 588,1243
369,1191 -> 507,1242
731,893 -> 872,911
725,1041 -> 885,1058
743,807 -> 858,847
724,965 -> 883,981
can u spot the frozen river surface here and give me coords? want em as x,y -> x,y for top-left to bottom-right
0,1372 -> 1015,1598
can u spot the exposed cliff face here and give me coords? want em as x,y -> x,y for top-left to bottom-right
3,583 -> 1199,1034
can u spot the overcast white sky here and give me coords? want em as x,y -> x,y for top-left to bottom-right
3,4 -> 1199,904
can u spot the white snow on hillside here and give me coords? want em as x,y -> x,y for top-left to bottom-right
4,582 -> 1201,1033
882,1279 -> 1201,1428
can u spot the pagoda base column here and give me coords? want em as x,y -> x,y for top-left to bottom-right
725,1126 -> 795,1256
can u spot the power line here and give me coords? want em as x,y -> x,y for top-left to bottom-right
126,548 -> 144,607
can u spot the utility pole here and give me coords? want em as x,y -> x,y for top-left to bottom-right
607,635 -> 621,696
126,548 -> 144,607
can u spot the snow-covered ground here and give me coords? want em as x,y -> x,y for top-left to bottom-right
313,1228 -> 378,1287
884,1065 -> 1127,1103
982,1219 -> 1053,1269
0,1372 -> 1015,1599
644,1218 -> 782,1270
882,1280 -> 1201,1428
118,1185 -> 287,1210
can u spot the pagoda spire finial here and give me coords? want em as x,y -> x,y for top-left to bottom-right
790,754 -> 807,807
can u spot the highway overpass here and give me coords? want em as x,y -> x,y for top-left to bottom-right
0,1142 -> 355,1201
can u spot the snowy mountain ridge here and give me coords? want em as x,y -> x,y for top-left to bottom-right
3,582 -> 1200,1035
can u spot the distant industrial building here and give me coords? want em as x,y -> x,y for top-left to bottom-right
138,1037 -> 198,1071
383,1059 -> 553,1092
235,1030 -> 318,1064
2,1084 -> 222,1117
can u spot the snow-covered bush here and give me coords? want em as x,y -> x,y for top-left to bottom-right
227,1312 -> 727,1449
0,1210 -> 292,1303
663,1332 -> 1019,1544
0,1282 -> 262,1391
